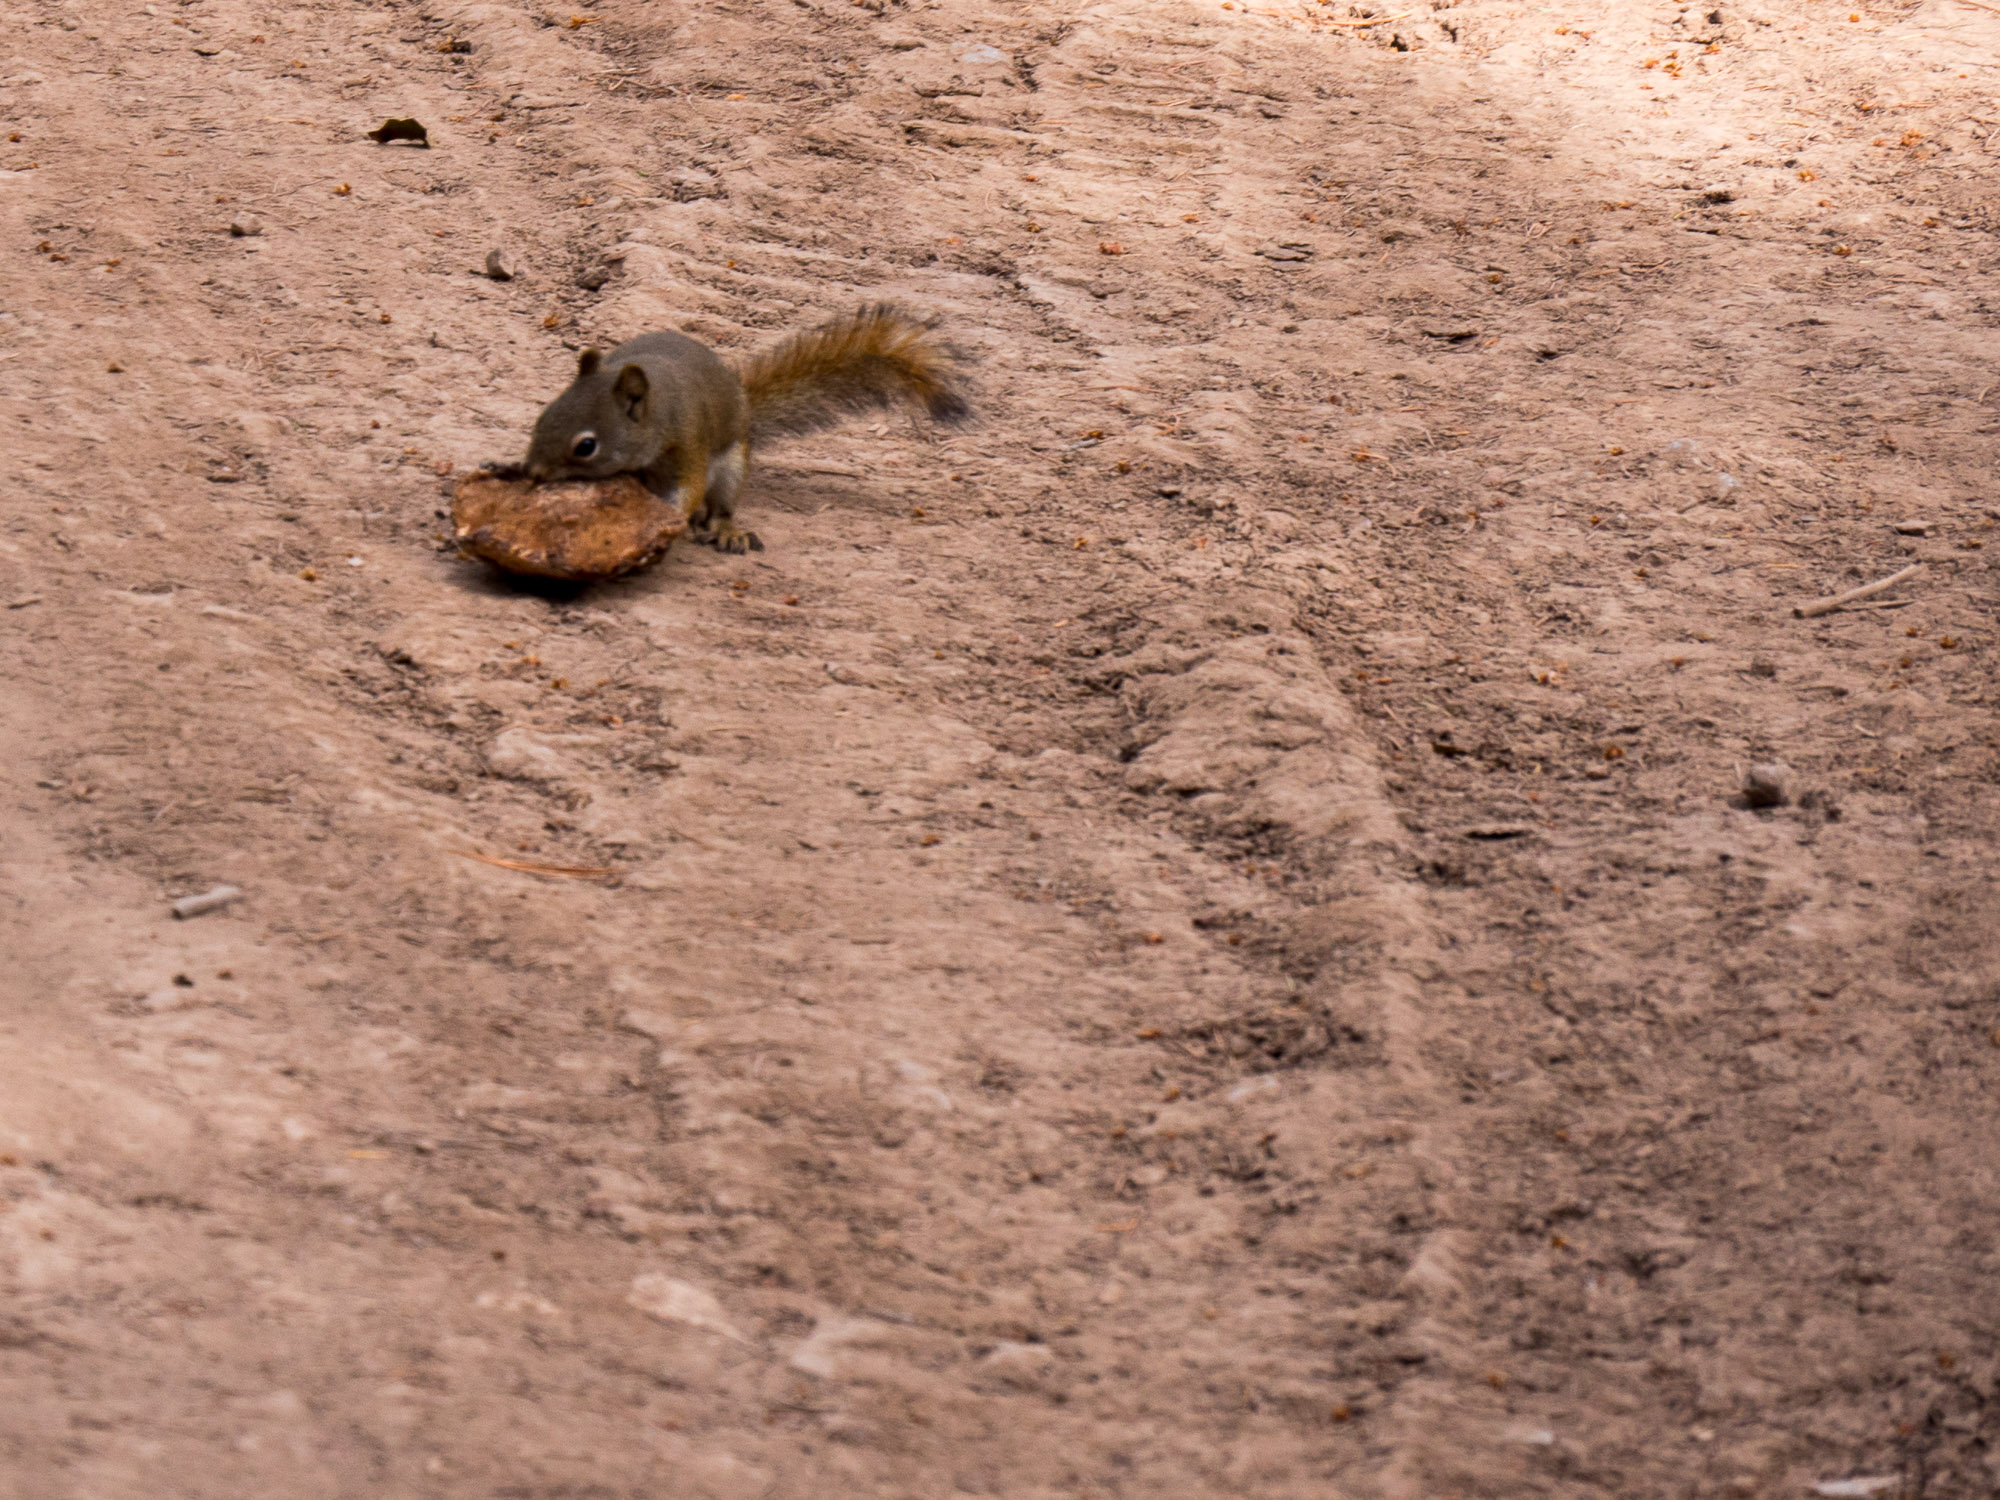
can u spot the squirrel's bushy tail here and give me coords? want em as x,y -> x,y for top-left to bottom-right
738,303 -> 971,446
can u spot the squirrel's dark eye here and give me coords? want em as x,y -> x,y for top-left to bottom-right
571,433 -> 598,460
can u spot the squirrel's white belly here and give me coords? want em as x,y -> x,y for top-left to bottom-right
705,441 -> 748,501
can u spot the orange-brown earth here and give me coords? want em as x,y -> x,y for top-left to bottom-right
3,0 -> 1999,1495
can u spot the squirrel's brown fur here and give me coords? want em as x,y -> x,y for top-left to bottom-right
524,303 -> 971,555
737,303 -> 971,446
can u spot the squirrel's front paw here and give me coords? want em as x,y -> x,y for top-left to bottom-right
701,521 -> 764,554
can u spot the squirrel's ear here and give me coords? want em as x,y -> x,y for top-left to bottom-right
576,348 -> 603,378
613,363 -> 649,417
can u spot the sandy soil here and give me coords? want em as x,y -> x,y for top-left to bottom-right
3,0 -> 1999,1494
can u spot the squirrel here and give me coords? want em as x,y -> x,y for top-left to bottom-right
523,303 -> 970,553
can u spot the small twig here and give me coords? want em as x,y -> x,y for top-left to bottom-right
1236,4 -> 1411,24
1320,10 -> 1413,26
1793,563 -> 1924,619
1840,598 -> 1914,612
1958,0 -> 2000,15
456,849 -> 616,880
171,884 -> 243,919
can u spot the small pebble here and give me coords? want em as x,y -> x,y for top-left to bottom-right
1741,763 -> 1790,809
484,248 -> 518,281
229,214 -> 263,237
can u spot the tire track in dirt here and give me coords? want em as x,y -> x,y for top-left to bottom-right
449,1 -> 1479,1489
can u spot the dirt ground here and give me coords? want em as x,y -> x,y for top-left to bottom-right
3,0 -> 1999,1494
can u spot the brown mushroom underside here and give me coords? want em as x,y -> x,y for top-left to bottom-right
451,473 -> 689,582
